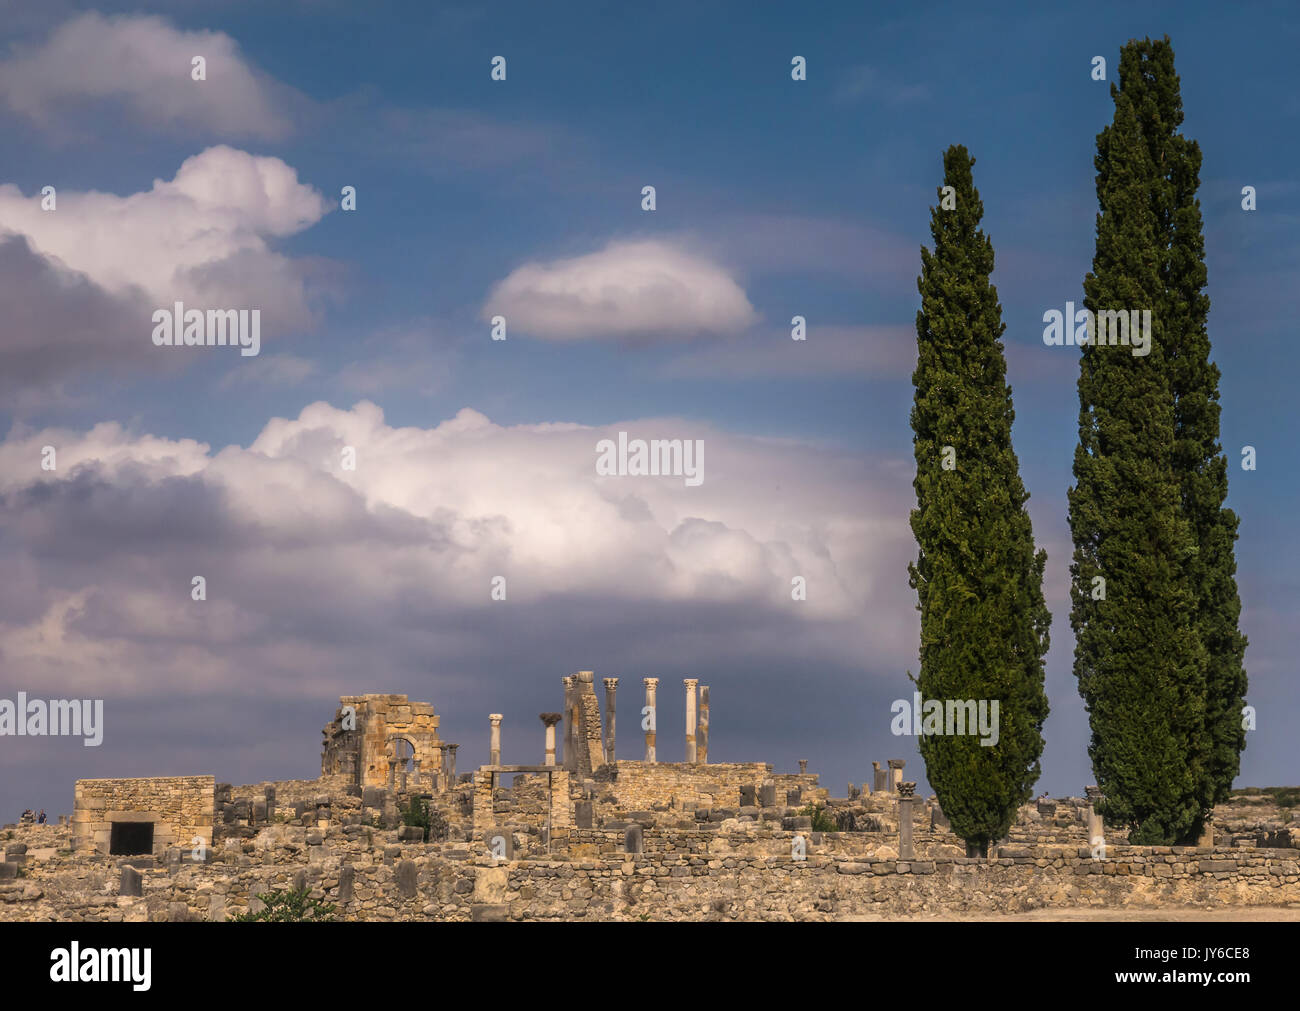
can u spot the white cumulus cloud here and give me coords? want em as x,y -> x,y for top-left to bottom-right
0,145 -> 330,329
0,12 -> 295,138
0,402 -> 914,699
484,240 -> 759,341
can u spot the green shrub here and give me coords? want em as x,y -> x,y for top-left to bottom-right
400,797 -> 448,842
232,887 -> 337,922
799,803 -> 838,833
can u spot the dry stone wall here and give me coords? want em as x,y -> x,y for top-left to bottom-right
4,820 -> 1296,922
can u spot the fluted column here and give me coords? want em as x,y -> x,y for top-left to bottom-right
643,677 -> 659,763
603,677 -> 618,764
541,713 -> 562,766
684,678 -> 699,764
697,685 -> 709,764
489,714 -> 503,766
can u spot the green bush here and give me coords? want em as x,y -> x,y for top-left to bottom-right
400,796 -> 448,842
232,887 -> 337,922
799,803 -> 838,833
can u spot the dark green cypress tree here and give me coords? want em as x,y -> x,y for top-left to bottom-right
1148,39 -> 1250,826
909,146 -> 1051,857
1069,39 -> 1213,844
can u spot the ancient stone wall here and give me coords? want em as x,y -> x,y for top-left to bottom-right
593,761 -> 819,812
565,672 -> 604,776
5,826 -> 1296,922
71,776 -> 215,857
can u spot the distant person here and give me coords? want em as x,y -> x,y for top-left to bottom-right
38,810 -> 46,824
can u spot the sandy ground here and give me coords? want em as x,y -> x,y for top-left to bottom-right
840,905 -> 1300,921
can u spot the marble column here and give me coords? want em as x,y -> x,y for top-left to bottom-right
541,713 -> 562,766
872,761 -> 887,794
898,781 -> 916,860
684,678 -> 699,764
489,714 -> 503,767
603,677 -> 618,765
887,758 -> 906,792
643,677 -> 659,763
697,685 -> 709,764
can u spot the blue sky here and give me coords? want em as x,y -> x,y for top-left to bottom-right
0,0 -> 1295,818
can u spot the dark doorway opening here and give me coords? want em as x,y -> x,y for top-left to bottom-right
109,821 -> 154,855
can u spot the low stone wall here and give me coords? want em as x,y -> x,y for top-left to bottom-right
72,776 -> 215,856
5,817 -> 1296,922
593,761 -> 820,812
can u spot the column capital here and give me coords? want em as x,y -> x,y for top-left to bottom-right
643,677 -> 659,688
898,781 -> 916,798
562,675 -> 576,687
540,712 -> 563,727
683,677 -> 699,688
489,713 -> 503,725
575,670 -> 595,683
887,758 -> 906,770
603,677 -> 619,690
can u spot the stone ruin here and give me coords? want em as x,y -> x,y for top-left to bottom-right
321,694 -> 449,792
2,673 -> 1297,921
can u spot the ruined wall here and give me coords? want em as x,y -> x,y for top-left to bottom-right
565,672 -> 604,776
472,770 -> 570,840
72,776 -> 215,856
6,828 -> 1297,922
594,761 -> 819,812
322,695 -> 443,791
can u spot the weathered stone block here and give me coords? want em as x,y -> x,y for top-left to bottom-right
119,866 -> 142,896
396,860 -> 419,897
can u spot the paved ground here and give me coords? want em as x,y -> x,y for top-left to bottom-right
842,905 -> 1300,921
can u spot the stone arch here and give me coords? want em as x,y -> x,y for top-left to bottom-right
387,735 -> 418,790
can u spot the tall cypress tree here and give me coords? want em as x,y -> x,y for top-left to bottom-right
1069,38 -> 1230,844
1151,39 -> 1250,825
909,146 -> 1051,857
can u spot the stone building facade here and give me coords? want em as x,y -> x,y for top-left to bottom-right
72,775 -> 215,857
